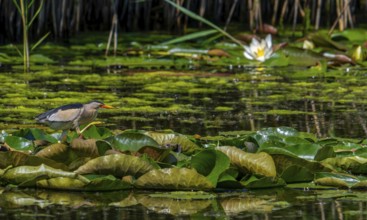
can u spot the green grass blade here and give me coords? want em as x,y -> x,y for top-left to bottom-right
11,44 -> 23,58
28,0 -> 35,9
11,0 -> 22,14
28,0 -> 44,29
31,32 -> 50,51
161,29 -> 218,45
164,0 -> 244,47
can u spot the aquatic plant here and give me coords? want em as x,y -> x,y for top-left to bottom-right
243,34 -> 273,62
1,126 -> 367,191
11,0 -> 49,71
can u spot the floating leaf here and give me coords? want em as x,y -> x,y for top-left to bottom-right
74,154 -> 155,178
81,125 -> 114,140
242,176 -> 286,189
83,174 -> 133,191
37,177 -> 86,190
35,143 -> 77,165
269,153 -> 330,183
281,47 -> 325,66
307,32 -> 348,51
314,172 -> 359,188
135,167 -> 214,190
216,146 -> 276,177
322,156 -> 367,174
217,169 -> 243,189
110,132 -> 160,152
190,149 -> 230,187
4,136 -> 33,152
138,146 -> 171,161
1,164 -> 89,186
144,131 -> 201,154
12,128 -> 58,144
70,138 -> 99,158
37,174 -> 132,191
0,151 -> 68,170
95,140 -> 112,156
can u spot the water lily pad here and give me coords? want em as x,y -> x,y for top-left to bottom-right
242,176 -> 286,189
144,131 -> 201,154
37,174 -> 132,191
70,138 -> 100,158
35,143 -> 77,165
4,136 -> 33,152
269,154 -> 330,183
1,164 -> 89,186
322,156 -> 367,174
135,167 -> 214,190
12,128 -> 58,143
81,125 -> 113,140
74,154 -> 155,178
216,146 -> 276,177
314,172 -> 359,188
109,132 -> 160,152
190,149 -> 230,187
0,151 -> 68,170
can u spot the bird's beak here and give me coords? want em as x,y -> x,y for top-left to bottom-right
101,104 -> 114,109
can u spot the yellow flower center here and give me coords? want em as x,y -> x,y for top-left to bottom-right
255,48 -> 265,58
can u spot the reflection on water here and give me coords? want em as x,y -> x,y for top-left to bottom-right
1,47 -> 367,219
0,188 -> 367,219
1,67 -> 367,138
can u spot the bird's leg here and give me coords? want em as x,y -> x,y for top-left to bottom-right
59,130 -> 68,143
75,126 -> 84,139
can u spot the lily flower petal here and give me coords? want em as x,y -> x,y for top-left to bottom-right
243,34 -> 273,62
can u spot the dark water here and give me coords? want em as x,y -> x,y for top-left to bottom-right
1,39 -> 367,219
1,66 -> 367,139
0,188 -> 366,220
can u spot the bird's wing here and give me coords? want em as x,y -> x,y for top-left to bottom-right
48,108 -> 83,122
37,103 -> 84,122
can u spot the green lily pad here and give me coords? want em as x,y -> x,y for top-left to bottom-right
4,136 -> 33,152
35,143 -> 78,165
109,132 -> 160,152
0,151 -> 68,170
322,156 -> 367,174
70,138 -> 100,158
314,172 -> 359,188
190,149 -> 230,187
37,174 -> 132,191
1,164 -> 89,186
144,131 -> 201,154
242,175 -> 286,189
267,153 -> 330,183
74,154 -> 155,178
216,146 -> 276,177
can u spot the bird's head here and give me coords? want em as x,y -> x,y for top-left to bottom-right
87,101 -> 114,110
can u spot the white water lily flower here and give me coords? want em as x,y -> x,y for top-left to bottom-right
243,34 -> 273,62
